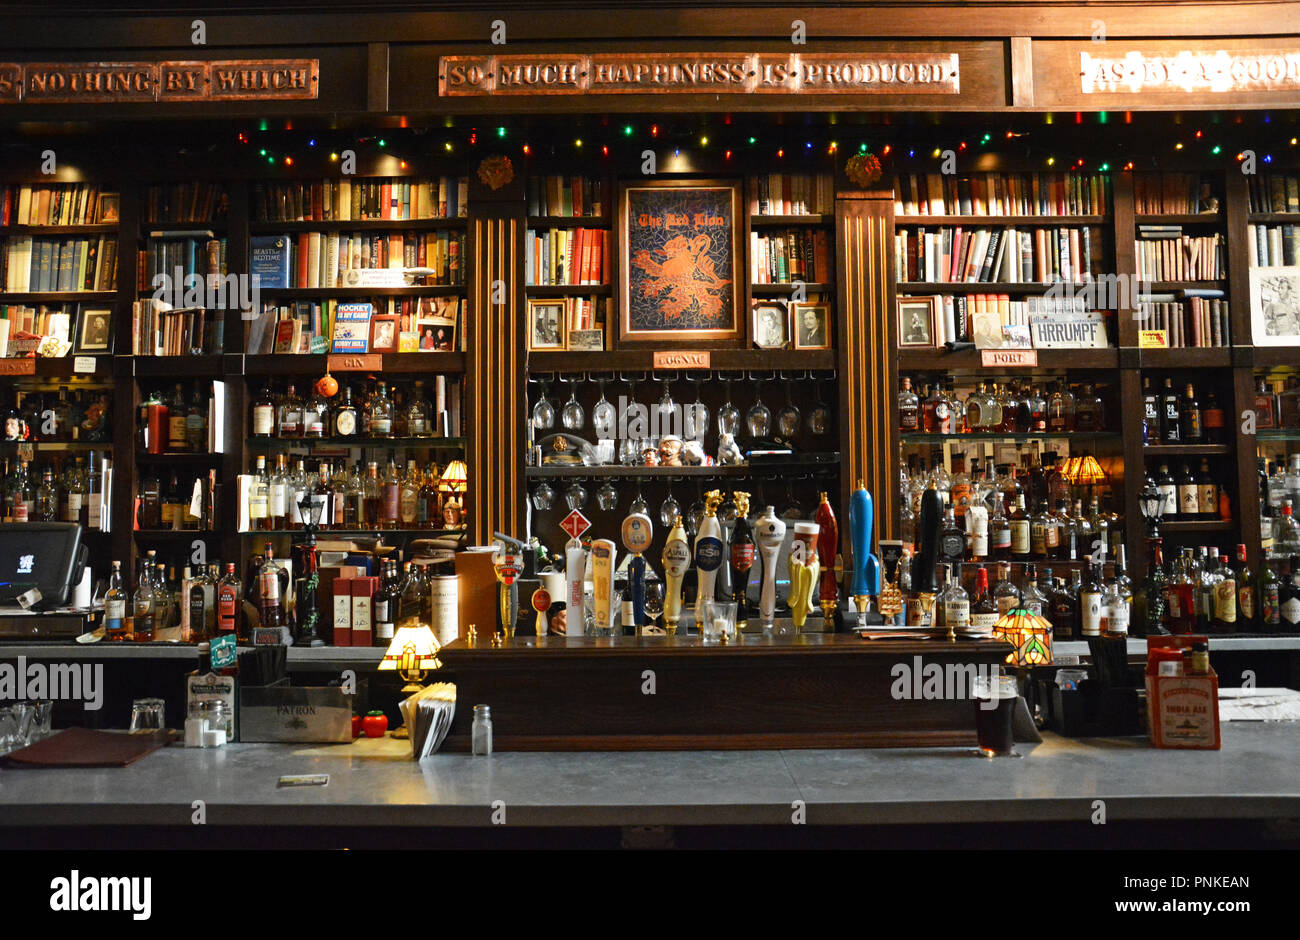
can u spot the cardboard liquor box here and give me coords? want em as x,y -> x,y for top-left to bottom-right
318,564 -> 362,644
238,678 -> 353,743
1145,635 -> 1221,750
332,577 -> 353,646
351,575 -> 377,646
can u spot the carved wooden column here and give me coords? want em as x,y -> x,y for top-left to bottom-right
466,165 -> 527,544
835,187 -> 897,543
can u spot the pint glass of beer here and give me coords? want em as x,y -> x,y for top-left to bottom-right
971,674 -> 1019,758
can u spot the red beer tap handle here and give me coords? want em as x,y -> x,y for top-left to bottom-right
814,494 -> 839,605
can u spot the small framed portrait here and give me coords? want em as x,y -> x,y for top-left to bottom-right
528,299 -> 566,350
897,296 -> 937,347
752,301 -> 789,349
75,308 -> 113,353
568,329 -> 604,351
791,301 -> 831,350
1250,267 -> 1300,345
369,314 -> 400,354
96,193 -> 120,224
415,317 -> 457,351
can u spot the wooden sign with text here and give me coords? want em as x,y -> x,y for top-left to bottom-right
327,354 -> 381,372
1081,50 -> 1300,94
0,60 -> 319,103
980,349 -> 1038,368
0,359 -> 36,375
440,52 -> 959,96
653,350 -> 711,369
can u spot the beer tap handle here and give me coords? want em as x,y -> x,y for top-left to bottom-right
913,489 -> 944,596
565,538 -> 586,638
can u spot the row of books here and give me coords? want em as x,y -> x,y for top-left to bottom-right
252,177 -> 469,222
1132,173 -> 1219,215
143,183 -> 227,224
2,236 -> 118,293
750,173 -> 834,216
250,231 -> 465,289
1247,224 -> 1300,268
749,229 -> 832,284
557,295 -> 608,335
526,176 -> 606,218
893,173 -> 1111,217
1246,174 -> 1300,215
244,297 -> 463,355
525,227 -> 608,287
131,300 -> 224,356
1133,228 -> 1226,281
894,226 -> 1100,284
0,304 -> 76,355
0,184 -> 114,227
138,234 -> 227,289
1137,297 -> 1230,348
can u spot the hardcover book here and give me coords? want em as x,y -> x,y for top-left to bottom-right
249,234 -> 292,290
331,302 -> 373,353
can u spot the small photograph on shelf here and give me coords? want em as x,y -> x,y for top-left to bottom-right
970,311 -> 1004,349
1002,323 -> 1033,349
1250,267 -> 1300,345
528,299 -> 566,350
75,307 -> 113,353
369,314 -> 400,354
791,301 -> 830,350
568,329 -> 604,352
752,300 -> 789,349
415,295 -> 459,351
897,296 -> 937,347
96,193 -> 120,224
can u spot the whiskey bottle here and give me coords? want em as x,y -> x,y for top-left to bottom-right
1180,383 -> 1202,443
1161,378 -> 1181,444
898,377 -> 919,432
249,455 -> 270,531
1197,458 -> 1218,520
970,565 -> 999,634
1046,568 -> 1078,641
216,562 -> 242,639
1079,557 -> 1104,637
251,382 -> 276,438
104,560 -> 127,640
1235,544 -> 1257,632
276,383 -> 303,438
333,386 -> 359,437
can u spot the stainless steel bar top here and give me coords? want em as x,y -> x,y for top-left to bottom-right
0,723 -> 1296,828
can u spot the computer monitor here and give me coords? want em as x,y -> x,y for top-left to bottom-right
0,523 -> 85,609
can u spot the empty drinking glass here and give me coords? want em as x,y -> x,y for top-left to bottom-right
597,480 -> 619,512
561,376 -> 585,431
565,479 -> 588,510
129,698 -> 166,733
700,599 -> 738,644
659,479 -> 682,528
685,373 -> 710,443
718,375 -> 740,436
807,375 -> 831,436
592,377 -> 617,439
746,374 -> 771,439
776,374 -> 801,439
643,580 -> 666,633
531,378 -> 556,430
531,482 -> 555,511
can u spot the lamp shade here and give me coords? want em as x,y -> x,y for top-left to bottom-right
1060,455 -> 1082,484
440,459 -> 468,492
1074,454 -> 1107,486
379,625 -> 442,672
992,607 -> 1053,667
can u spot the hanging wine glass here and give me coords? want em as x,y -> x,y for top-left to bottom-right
531,481 -> 555,511
629,481 -> 649,517
596,479 -> 619,512
776,372 -> 802,439
561,374 -> 585,431
717,374 -> 740,437
659,477 -> 682,528
656,374 -> 677,440
592,375 -> 616,439
531,376 -> 555,430
565,478 -> 588,511
685,480 -> 705,539
718,491 -> 738,527
807,373 -> 831,436
746,372 -> 772,439
685,371 -> 710,444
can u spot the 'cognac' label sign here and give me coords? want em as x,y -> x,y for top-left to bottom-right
440,53 -> 959,96
0,60 -> 319,103
653,350 -> 711,369
1081,50 -> 1300,94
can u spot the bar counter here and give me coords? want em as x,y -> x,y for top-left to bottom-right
1,723 -> 1296,832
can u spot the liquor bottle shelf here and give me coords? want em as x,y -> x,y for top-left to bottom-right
1256,429 -> 1300,441
526,460 -> 840,479
134,529 -> 218,539
0,441 -> 111,452
246,436 -> 466,450
243,352 -> 466,375
134,451 -> 225,463
248,217 -> 467,233
900,431 -> 1121,443
526,348 -> 836,372
1137,347 -> 1233,368
1141,443 -> 1232,456
1158,519 -> 1235,533
898,347 -> 1119,370
131,354 -> 231,377
894,215 -> 1107,226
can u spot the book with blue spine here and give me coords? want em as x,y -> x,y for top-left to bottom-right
249,234 -> 292,289
331,302 -> 372,353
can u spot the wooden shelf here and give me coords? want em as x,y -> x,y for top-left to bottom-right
526,461 -> 840,479
135,451 -> 224,463
895,215 -> 1106,225
257,285 -> 464,298
1142,443 -> 1232,456
750,214 -> 833,226
0,223 -> 119,235
898,347 -> 1118,370
901,431 -> 1120,443
0,356 -> 113,379
896,281 -> 1095,294
131,355 -> 229,377
524,284 -> 611,296
1138,347 -> 1232,367
1135,213 -> 1224,224
751,282 -> 833,294
0,440 -> 110,452
134,529 -> 217,539
0,291 -> 116,303
243,352 -> 466,375
1247,212 -> 1300,223
141,220 -> 228,232
249,218 -> 467,232
240,528 -> 464,538
1253,347 -> 1300,368
246,436 -> 466,449
1146,280 -> 1227,290
1159,519 -> 1235,533
527,216 -> 609,228
526,348 -> 836,372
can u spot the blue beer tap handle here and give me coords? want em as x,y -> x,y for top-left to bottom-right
861,489 -> 882,597
629,554 -> 646,628
849,485 -> 870,598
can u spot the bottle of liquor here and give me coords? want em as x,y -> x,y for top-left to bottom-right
938,564 -> 970,632
1020,563 -> 1048,617
374,558 -> 401,643
1260,561 -> 1282,631
1067,569 -> 1086,637
408,381 -> 432,438
216,562 -> 242,639
186,384 -> 208,451
34,467 -> 58,522
1046,381 -> 1076,432
1235,545 -> 1257,632
63,457 -> 86,525
1142,376 -> 1158,443
1260,459 -> 1276,556
399,561 -> 424,628
104,560 -> 127,640
1157,463 -> 1178,520
364,461 -> 383,528
1047,568 -> 1078,641
86,452 -> 103,531
1194,547 -> 1216,632
132,558 -> 155,642
1275,502 -> 1300,558
939,504 -> 965,564
1180,383 -> 1202,442
1211,553 -> 1237,633
1137,539 -> 1167,637
1103,545 -> 1133,637
992,563 -> 1020,615
1079,557 -> 1104,637
1177,463 -> 1199,520
399,460 -> 421,527
276,383 -> 303,438
970,565 -> 999,635
164,385 -> 187,452
259,543 -> 286,633
949,452 -> 972,520
188,565 -> 215,642
268,454 -> 290,530
1202,390 -> 1225,444
1197,458 -> 1218,520
153,563 -> 173,634
1282,556 -> 1300,632
249,455 -> 271,531
989,492 -> 1011,561
1074,383 -> 1105,432
251,382 -> 276,438
418,464 -> 442,529
381,458 -> 401,529
1161,378 -> 1181,443
333,386 -> 359,437
370,382 -> 394,438
1008,493 -> 1031,561
898,377 -> 919,432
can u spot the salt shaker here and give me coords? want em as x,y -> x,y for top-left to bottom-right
471,704 -> 493,756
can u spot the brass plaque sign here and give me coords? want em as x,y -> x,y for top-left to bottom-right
1081,50 -> 1300,94
980,349 -> 1038,368
653,351 -> 711,369
0,60 -> 319,103
440,52 -> 959,96
328,354 -> 382,372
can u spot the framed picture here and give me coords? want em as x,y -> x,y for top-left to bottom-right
752,301 -> 789,349
96,193 -> 120,224
416,296 -> 460,351
791,301 -> 831,350
369,314 -> 400,353
619,178 -> 741,344
897,296 -> 938,347
528,299 -> 566,350
568,329 -> 604,351
75,308 -> 113,353
1250,267 -> 1300,345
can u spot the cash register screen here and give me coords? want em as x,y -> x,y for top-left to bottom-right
0,523 -> 83,607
